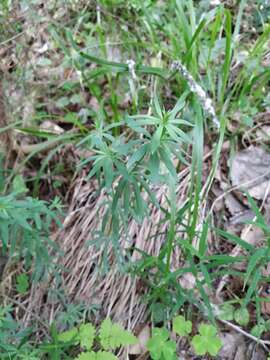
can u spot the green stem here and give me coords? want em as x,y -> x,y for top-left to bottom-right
166,179 -> 176,274
165,209 -> 176,274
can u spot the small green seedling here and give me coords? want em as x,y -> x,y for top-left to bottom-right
147,317 -> 223,358
99,318 -> 137,350
218,304 -> 235,321
191,324 -> 222,356
234,308 -> 250,327
251,319 -> 270,338
147,328 -> 177,360
12,175 -> 28,194
218,304 -> 251,328
16,274 -> 29,294
251,323 -> 266,338
58,318 -> 137,359
79,323 -> 96,350
58,323 -> 95,350
173,315 -> 192,336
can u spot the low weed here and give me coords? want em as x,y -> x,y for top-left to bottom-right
0,306 -> 223,359
0,184 -> 63,281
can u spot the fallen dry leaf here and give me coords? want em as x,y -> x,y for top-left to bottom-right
260,287 -> 270,315
256,125 -> 270,142
240,204 -> 270,247
89,97 -> 100,112
226,209 -> 255,235
228,210 -> 255,226
129,324 -> 150,355
40,120 -> 64,135
246,342 -> 267,360
219,332 -> 246,360
231,146 -> 270,200
179,272 -> 196,290
225,193 -> 246,216
241,225 -> 265,247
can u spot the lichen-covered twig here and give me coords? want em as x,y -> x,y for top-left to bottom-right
172,61 -> 220,128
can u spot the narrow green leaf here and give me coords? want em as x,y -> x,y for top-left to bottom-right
219,9 -> 232,104
198,222 -> 208,257
244,248 -> 266,288
159,146 -> 177,178
79,52 -> 169,79
168,91 -> 188,120
167,124 -> 191,144
78,323 -> 95,350
153,96 -> 163,118
127,144 -> 147,169
244,268 -> 262,307
151,126 -> 163,154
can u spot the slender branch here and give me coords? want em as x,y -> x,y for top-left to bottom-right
219,318 -> 270,351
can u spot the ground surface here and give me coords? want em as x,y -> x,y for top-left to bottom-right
1,1 -> 270,359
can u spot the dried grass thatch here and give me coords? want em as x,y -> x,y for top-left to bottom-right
23,168 -> 191,332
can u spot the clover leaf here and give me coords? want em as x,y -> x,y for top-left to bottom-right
147,328 -> 177,360
173,315 -> 192,336
251,323 -> 266,338
218,304 -> 235,321
58,327 -> 79,345
234,308 -> 249,326
78,323 -> 95,350
99,318 -> 137,350
191,324 -> 222,356
58,322 -> 95,350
